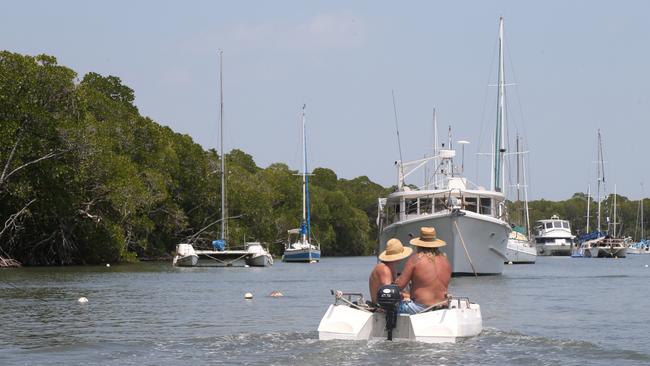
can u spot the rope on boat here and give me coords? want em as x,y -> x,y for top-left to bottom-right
202,253 -> 249,266
454,220 -> 478,277
333,290 -> 372,312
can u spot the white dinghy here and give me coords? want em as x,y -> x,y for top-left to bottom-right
318,285 -> 482,343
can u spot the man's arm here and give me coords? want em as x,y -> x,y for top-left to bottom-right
395,257 -> 415,289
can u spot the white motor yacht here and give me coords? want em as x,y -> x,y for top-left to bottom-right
534,215 -> 575,256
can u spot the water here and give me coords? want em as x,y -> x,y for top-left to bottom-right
1,256 -> 650,365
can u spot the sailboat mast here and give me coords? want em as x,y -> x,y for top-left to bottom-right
597,129 -> 603,232
219,50 -> 227,242
301,104 -> 308,244
516,134 -> 521,203
613,184 -> 617,236
586,185 -> 591,233
642,183 -> 645,240
492,16 -> 506,193
522,149 -> 531,239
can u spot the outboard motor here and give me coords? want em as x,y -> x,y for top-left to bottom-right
376,284 -> 402,341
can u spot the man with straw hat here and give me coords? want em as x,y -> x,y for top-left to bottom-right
395,227 -> 451,314
369,238 -> 413,303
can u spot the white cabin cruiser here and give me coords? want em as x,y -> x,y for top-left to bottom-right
318,286 -> 482,343
172,243 -> 199,267
534,216 -> 575,256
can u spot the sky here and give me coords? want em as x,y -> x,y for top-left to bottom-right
3,0 -> 650,200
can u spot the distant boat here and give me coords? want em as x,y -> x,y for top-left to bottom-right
629,185 -> 650,254
245,242 -> 274,266
283,105 -> 321,263
172,243 -> 199,266
535,215 -> 575,256
173,50 -> 272,267
505,135 -> 536,264
573,130 -> 626,258
377,17 -> 512,275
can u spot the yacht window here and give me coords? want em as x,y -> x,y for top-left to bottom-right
562,222 -> 570,229
464,197 -> 478,213
434,197 -> 447,212
419,198 -> 432,214
553,221 -> 562,228
545,222 -> 553,229
406,199 -> 418,215
479,198 -> 492,215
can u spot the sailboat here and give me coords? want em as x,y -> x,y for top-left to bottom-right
629,186 -> 649,254
282,105 -> 321,263
505,135 -> 536,264
174,50 -> 272,267
377,17 -> 512,275
574,130 -> 626,258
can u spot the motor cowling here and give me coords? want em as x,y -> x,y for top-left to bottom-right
376,284 -> 402,341
376,284 -> 402,309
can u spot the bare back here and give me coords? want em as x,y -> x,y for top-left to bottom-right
396,252 -> 451,306
369,262 -> 394,303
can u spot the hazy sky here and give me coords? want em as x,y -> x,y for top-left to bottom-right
3,1 -> 650,200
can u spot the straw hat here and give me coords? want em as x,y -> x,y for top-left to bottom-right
378,238 -> 413,262
409,227 -> 446,248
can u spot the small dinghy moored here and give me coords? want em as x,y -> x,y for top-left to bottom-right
318,285 -> 482,343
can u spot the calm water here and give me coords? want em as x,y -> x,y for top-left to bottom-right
1,256 -> 650,365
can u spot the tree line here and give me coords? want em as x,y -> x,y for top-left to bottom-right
0,51 -> 390,265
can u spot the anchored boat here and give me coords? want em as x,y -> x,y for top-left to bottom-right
378,18 -> 514,275
318,286 -> 482,343
282,105 -> 321,263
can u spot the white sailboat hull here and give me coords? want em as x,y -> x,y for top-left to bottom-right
172,254 -> 198,267
380,210 -> 510,275
318,298 -> 482,343
505,239 -> 537,264
245,253 -> 273,267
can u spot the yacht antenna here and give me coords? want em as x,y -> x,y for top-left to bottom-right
392,90 -> 405,183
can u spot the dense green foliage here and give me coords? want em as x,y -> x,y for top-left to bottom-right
0,52 -> 391,265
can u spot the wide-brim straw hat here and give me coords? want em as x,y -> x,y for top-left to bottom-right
379,238 -> 413,262
410,227 -> 446,248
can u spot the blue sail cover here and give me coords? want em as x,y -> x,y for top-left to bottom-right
299,221 -> 307,235
212,240 -> 226,251
577,231 -> 608,243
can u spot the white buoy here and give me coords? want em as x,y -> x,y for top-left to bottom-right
645,264 -> 648,268
270,291 -> 284,297
106,263 -> 110,267
244,265 -> 250,268
507,261 -> 513,265
244,292 -> 253,300
78,297 -> 89,304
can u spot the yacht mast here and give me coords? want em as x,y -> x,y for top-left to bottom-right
492,16 -> 506,193
613,184 -> 618,236
219,49 -> 228,243
301,104 -> 309,244
586,185 -> 591,233
596,129 -> 605,232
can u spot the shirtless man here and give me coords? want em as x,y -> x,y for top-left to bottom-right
369,238 -> 412,303
395,227 -> 451,314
